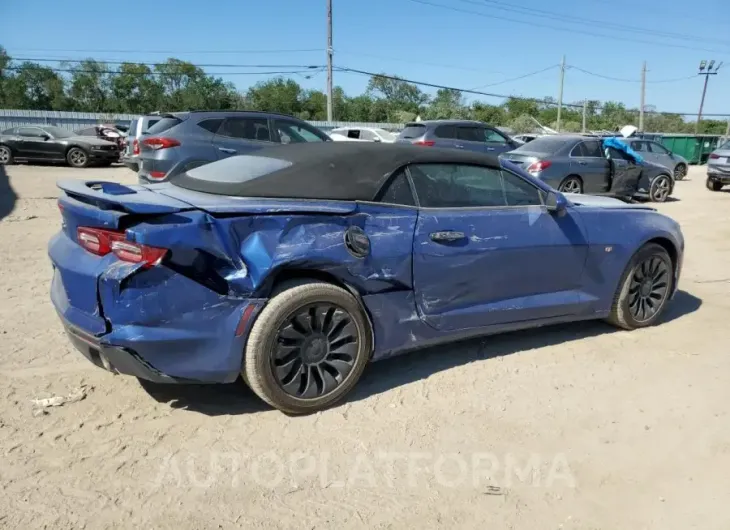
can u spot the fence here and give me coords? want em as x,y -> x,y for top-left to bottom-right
0,109 -> 404,133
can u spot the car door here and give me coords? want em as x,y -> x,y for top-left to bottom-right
213,116 -> 274,159
455,126 -> 487,152
606,147 -> 643,197
409,162 -> 589,331
483,127 -> 515,155
569,140 -> 610,193
647,141 -> 674,169
432,124 -> 459,149
15,127 -> 51,158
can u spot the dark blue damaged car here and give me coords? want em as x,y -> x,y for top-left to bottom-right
49,142 -> 684,414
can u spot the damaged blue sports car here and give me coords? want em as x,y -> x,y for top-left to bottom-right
49,143 -> 684,413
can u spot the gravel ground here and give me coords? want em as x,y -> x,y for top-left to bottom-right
0,163 -> 728,529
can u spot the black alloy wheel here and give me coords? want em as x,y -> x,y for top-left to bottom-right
627,256 -> 670,323
273,303 -> 358,399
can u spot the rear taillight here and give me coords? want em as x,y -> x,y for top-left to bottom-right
143,137 -> 181,150
413,140 -> 435,147
76,227 -> 167,268
132,138 -> 140,155
148,171 -> 167,180
526,160 -> 552,173
709,153 -> 720,159
110,240 -> 168,268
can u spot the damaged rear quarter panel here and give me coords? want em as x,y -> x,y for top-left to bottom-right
98,203 -> 418,380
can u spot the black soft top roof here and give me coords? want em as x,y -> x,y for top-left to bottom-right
173,142 -> 502,201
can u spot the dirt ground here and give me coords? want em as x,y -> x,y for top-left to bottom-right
0,162 -> 729,529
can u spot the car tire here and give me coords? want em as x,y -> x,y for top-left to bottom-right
673,164 -> 687,180
649,174 -> 672,202
558,176 -> 583,194
66,147 -> 89,168
606,243 -> 674,330
0,145 -> 13,165
706,178 -> 723,192
243,281 -> 372,414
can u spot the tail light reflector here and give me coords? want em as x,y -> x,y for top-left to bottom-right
526,160 -> 552,173
709,153 -> 720,159
143,137 -> 181,150
76,227 -> 167,268
132,138 -> 140,155
413,140 -> 435,147
148,171 -> 167,179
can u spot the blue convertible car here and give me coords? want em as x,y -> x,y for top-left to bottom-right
49,143 -> 684,413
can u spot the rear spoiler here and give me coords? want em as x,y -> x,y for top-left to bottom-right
57,180 -> 192,215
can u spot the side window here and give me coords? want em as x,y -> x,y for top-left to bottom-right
649,142 -> 670,155
272,119 -> 327,143
434,125 -> 456,139
501,171 -> 544,206
218,117 -> 271,142
346,129 -> 361,139
631,141 -> 647,152
484,128 -> 508,145
570,143 -> 585,157
456,126 -> 483,142
198,118 -> 223,134
377,170 -> 416,206
582,140 -> 603,157
359,129 -> 377,141
607,147 -> 633,161
142,119 -> 160,134
18,127 -> 44,137
409,164 -> 506,208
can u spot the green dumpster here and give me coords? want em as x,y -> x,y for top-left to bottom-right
659,135 -> 721,164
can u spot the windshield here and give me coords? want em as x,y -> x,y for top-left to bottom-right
719,140 -> 730,150
43,126 -> 73,138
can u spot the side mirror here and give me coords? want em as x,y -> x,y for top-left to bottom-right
41,134 -> 51,140
372,136 -> 382,143
545,190 -> 568,216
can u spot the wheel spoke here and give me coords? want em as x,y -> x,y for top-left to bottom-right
330,337 -> 357,355
327,310 -> 353,340
278,323 -> 305,343
318,364 -> 340,394
324,358 -> 353,380
279,358 -> 303,387
299,366 -> 319,399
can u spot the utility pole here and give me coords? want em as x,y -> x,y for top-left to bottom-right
582,99 -> 587,133
639,61 -> 646,132
326,0 -> 334,122
556,55 -> 565,132
696,60 -> 722,134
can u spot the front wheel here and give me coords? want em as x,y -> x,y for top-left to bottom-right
606,243 -> 673,330
67,147 -> 89,168
558,176 -> 583,194
649,175 -> 672,202
244,281 -> 372,414
706,178 -> 723,191
673,164 -> 687,180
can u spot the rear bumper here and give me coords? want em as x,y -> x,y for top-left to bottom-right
707,169 -> 730,183
121,155 -> 139,172
63,321 -> 183,383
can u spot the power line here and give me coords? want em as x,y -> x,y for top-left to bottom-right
5,66 -> 320,76
336,50 -> 500,73
335,64 -> 730,117
469,65 -> 559,89
9,57 -> 323,69
406,0 -> 730,56
568,65 -> 697,84
468,0 -> 730,48
6,47 -> 322,55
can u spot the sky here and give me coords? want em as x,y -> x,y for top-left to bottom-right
1,0 -> 730,117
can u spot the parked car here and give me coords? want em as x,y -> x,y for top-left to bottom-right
706,139 -> 730,191
329,127 -> 397,143
0,125 -> 120,167
49,142 -> 683,413
502,135 -> 675,202
75,125 -> 126,154
136,110 -> 331,183
396,120 -> 519,155
122,115 -> 163,172
621,138 -> 688,181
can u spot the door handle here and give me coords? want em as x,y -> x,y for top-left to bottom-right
486,147 -> 496,151
430,231 -> 466,243
577,161 -> 588,165
218,147 -> 236,154
454,144 -> 465,149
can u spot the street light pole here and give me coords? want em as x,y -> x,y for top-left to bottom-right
326,0 -> 334,122
696,60 -> 722,134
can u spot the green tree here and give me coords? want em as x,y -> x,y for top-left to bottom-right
425,88 -> 467,119
65,60 -> 113,112
246,78 -> 302,116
